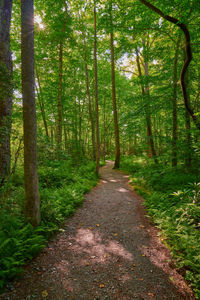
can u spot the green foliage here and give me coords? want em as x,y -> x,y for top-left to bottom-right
120,156 -> 200,299
0,159 -> 98,289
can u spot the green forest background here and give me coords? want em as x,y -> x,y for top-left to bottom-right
0,0 -> 200,297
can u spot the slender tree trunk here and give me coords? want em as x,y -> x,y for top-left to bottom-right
83,37 -> 96,161
185,107 -> 192,168
57,42 -> 63,154
135,48 -> 157,163
94,0 -> 100,175
110,3 -> 120,169
185,61 -> 192,169
35,67 -> 49,138
21,0 -> 40,226
172,36 -> 181,167
0,0 -> 13,185
143,53 -> 158,163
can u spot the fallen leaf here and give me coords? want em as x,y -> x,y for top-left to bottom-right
138,278 -> 143,281
139,225 -> 145,228
96,224 -> 100,227
100,284 -> 105,288
42,290 -> 48,298
90,255 -> 96,259
88,226 -> 92,230
169,276 -> 174,282
148,292 -> 155,298
142,254 -> 145,257
113,233 -> 118,236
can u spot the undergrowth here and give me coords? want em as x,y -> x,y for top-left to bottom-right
0,158 -> 99,289
120,156 -> 200,299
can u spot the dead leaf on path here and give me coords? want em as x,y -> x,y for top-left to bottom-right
96,224 -> 100,227
169,276 -> 174,282
113,233 -> 118,236
139,225 -> 145,228
90,255 -> 96,259
42,290 -> 48,298
138,278 -> 143,281
88,226 -> 92,230
104,253 -> 110,258
148,292 -> 155,298
100,284 -> 105,288
142,254 -> 145,257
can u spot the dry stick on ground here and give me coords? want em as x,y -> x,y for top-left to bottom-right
138,0 -> 200,130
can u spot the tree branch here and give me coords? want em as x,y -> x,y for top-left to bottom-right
138,0 -> 200,130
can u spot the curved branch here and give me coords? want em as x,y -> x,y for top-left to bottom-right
138,0 -> 200,130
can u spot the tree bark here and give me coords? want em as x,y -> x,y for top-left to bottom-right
21,0 -> 40,226
172,36 -> 181,167
35,67 -> 49,138
110,3 -> 120,169
138,0 -> 200,130
135,48 -> 158,163
0,0 -> 13,185
83,37 -> 96,160
94,0 -> 100,175
57,42 -> 63,154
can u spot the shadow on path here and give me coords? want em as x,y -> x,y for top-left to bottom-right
0,161 -> 195,300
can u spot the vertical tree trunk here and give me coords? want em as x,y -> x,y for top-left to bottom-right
94,0 -> 100,175
135,47 -> 157,163
0,0 -> 13,185
110,3 -> 120,169
83,40 -> 96,161
185,67 -> 192,169
172,36 -> 181,167
143,56 -> 158,163
35,67 -> 49,138
57,42 -> 63,154
21,0 -> 40,226
185,108 -> 192,168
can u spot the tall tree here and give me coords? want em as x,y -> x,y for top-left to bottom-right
21,0 -> 40,226
0,0 -> 13,185
94,0 -> 100,174
172,36 -> 181,167
57,41 -> 63,154
110,1 -> 120,169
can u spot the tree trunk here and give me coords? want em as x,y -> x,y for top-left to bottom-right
94,0 -> 100,175
172,36 -> 181,167
21,0 -> 40,226
57,42 -> 63,154
110,3 -> 120,169
83,42 -> 96,161
0,0 -> 13,185
135,47 -> 157,163
35,67 -> 49,138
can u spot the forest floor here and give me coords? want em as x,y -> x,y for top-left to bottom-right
0,161 -> 195,300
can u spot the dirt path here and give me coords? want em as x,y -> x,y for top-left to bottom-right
1,161 -> 195,300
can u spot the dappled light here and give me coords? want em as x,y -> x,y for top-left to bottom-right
1,0 -> 199,297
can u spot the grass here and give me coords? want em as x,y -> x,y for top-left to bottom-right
120,155 -> 200,299
0,157 -> 100,289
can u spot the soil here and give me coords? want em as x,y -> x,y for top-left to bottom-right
0,161 -> 195,300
